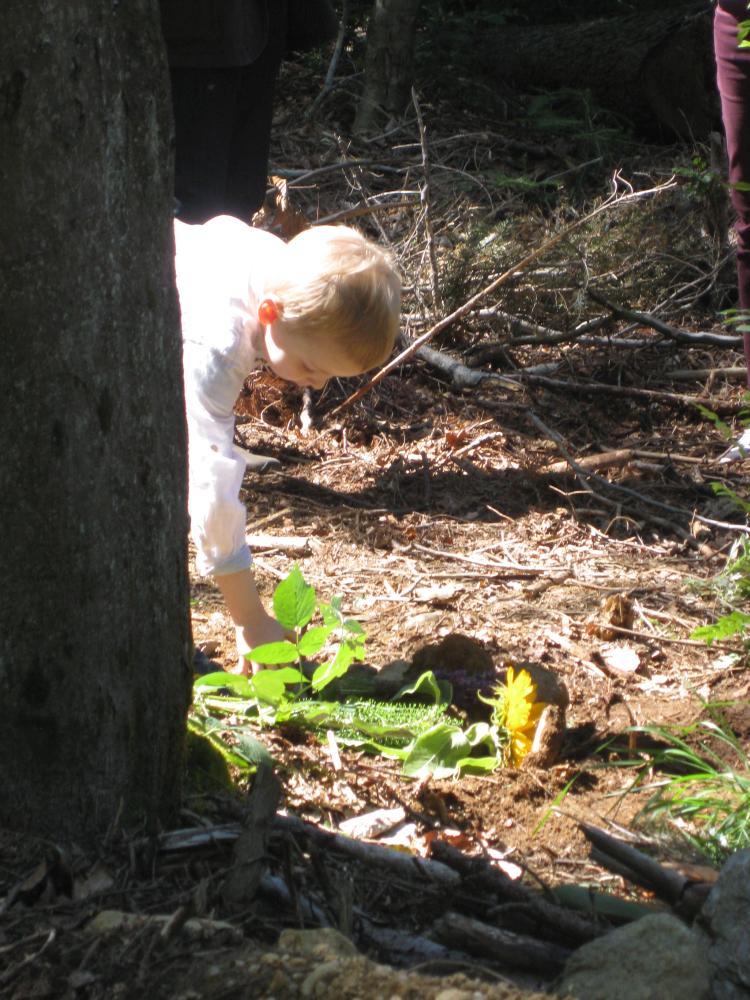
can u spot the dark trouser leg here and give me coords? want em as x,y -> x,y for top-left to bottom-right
169,66 -> 242,224
715,6 -> 750,385
224,6 -> 287,221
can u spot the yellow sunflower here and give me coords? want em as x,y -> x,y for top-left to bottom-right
496,666 -> 546,766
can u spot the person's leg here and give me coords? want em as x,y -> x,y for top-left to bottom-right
715,6 -> 750,384
169,66 -> 242,224
223,5 -> 288,220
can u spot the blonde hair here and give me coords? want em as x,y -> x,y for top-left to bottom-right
265,225 -> 401,371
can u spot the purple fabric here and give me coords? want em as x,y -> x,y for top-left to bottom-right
715,4 -> 750,382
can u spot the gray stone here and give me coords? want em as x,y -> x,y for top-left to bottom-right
557,912 -> 710,1000
515,662 -> 569,711
699,848 -> 750,999
278,926 -> 359,960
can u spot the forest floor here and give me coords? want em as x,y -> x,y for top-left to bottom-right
3,44 -> 750,1000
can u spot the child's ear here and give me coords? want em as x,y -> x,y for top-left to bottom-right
257,297 -> 279,326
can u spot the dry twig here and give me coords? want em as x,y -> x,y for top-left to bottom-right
333,176 -> 678,413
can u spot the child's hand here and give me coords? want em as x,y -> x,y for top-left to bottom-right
231,616 -> 287,675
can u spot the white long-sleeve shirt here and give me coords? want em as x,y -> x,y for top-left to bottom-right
175,215 -> 285,576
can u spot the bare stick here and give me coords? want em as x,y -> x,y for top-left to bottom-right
316,198 -> 419,226
333,177 -> 678,414
432,911 -> 571,976
571,618 -> 739,649
306,0 -> 350,117
529,411 -> 750,535
412,87 -> 442,315
519,372 -> 744,416
588,289 -> 742,348
543,449 -> 635,475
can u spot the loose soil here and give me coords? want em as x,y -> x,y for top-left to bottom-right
3,38 -> 750,1000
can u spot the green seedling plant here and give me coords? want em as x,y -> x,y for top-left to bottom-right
720,308 -> 750,338
674,153 -> 724,204
192,564 -> 366,721
690,396 -> 750,648
614,709 -> 750,865
249,562 -> 367,698
189,568 -> 541,779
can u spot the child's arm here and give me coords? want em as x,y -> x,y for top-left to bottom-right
216,567 -> 287,673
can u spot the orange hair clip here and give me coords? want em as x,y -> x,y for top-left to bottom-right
258,298 -> 279,326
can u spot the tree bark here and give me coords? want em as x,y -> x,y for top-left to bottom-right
437,2 -> 714,141
353,0 -> 422,135
0,0 -> 192,843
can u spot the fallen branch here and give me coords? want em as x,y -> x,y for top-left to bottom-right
544,447 -> 713,474
580,822 -> 715,919
159,816 -> 461,888
432,911 -> 571,976
519,372 -> 744,416
317,198 -> 420,226
409,542 -> 563,574
571,618 -> 741,649
666,366 -> 748,381
222,763 -> 280,909
273,813 -> 461,887
245,533 -> 311,553
399,337 -> 517,390
333,176 -> 678,413
528,412 -> 750,538
466,312 -> 610,351
430,839 -> 603,948
543,449 -> 635,475
588,289 -> 743,348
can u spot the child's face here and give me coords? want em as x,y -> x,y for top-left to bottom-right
262,322 -> 364,390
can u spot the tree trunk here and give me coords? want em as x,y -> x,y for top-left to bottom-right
438,2 -> 714,141
353,0 -> 422,135
0,0 -> 192,843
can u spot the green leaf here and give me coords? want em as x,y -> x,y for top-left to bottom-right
232,730 -> 275,768
319,598 -> 346,629
270,666 -> 306,684
710,481 -> 750,516
273,564 -> 316,630
194,672 -> 255,698
402,720 -> 503,779
402,722 -> 470,779
343,618 -> 366,636
247,640 -> 299,665
463,721 -> 496,746
250,669 -> 290,705
274,699 -> 338,727
695,403 -> 731,438
298,625 -> 333,657
311,642 -> 356,692
691,612 -> 750,645
393,670 -> 451,706
454,755 -> 500,775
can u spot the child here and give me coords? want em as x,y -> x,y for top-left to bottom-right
175,215 -> 401,672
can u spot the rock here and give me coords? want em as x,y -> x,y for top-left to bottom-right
511,662 -> 569,711
699,848 -> 750,999
521,703 -> 566,769
557,912 -> 711,1000
278,927 -> 359,960
512,663 -> 568,767
300,958 -> 348,998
